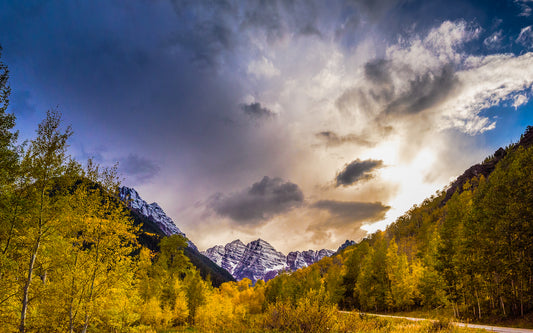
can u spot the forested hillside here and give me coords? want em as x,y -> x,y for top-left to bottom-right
0,52 -> 216,332
1,46 -> 531,332
261,126 -> 533,323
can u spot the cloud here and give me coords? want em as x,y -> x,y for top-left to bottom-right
357,0 -> 403,20
119,154 -> 160,183
516,25 -> 533,48
209,176 -> 304,224
247,56 -> 280,78
483,30 -> 504,49
515,0 -> 533,16
335,159 -> 384,187
241,102 -> 276,119
168,0 -> 327,68
306,200 -> 390,245
364,58 -> 392,84
384,64 -> 458,116
311,200 -> 390,225
512,93 -> 529,108
315,131 -> 374,147
336,20 -> 533,135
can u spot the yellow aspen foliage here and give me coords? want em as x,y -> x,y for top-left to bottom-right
172,278 -> 189,326
139,297 -> 171,329
195,290 -> 238,332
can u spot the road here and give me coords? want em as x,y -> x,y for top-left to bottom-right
339,311 -> 533,333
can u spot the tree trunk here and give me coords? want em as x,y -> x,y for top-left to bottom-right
69,252 -> 79,333
2,201 -> 18,255
82,235 -> 101,333
475,290 -> 481,319
19,235 -> 40,333
20,182 -> 46,333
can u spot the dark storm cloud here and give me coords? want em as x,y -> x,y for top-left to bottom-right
168,0 -> 238,67
241,102 -> 276,119
167,0 -> 410,68
335,159 -> 384,187
315,131 -> 374,147
306,200 -> 389,245
209,176 -> 304,224
119,154 -> 160,183
169,0 -> 324,66
338,61 -> 459,118
311,200 -> 389,224
357,0 -> 405,20
364,59 -> 392,84
384,64 -> 458,115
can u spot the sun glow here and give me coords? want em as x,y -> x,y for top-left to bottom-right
362,147 -> 440,233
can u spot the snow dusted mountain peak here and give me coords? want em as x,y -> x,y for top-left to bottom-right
229,239 -> 245,246
119,187 -> 197,250
203,239 -> 335,283
248,238 -> 279,251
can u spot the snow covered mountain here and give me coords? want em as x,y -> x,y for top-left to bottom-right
119,186 -> 197,250
286,249 -> 334,271
203,240 -> 247,276
203,239 -> 334,283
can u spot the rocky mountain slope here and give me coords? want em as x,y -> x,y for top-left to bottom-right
119,186 -> 234,286
203,239 -> 334,283
119,186 -> 185,237
443,125 -> 533,204
336,240 -> 356,252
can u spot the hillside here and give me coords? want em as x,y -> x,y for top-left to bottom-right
262,126 -> 533,322
125,199 -> 235,287
442,125 -> 533,204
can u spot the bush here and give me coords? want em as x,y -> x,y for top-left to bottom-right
263,288 -> 337,333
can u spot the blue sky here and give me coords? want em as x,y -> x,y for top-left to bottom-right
1,0 -> 532,252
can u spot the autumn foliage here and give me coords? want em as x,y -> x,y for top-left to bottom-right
1,49 -> 532,332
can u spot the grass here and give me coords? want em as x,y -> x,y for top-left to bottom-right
159,313 -> 486,333
381,307 -> 533,329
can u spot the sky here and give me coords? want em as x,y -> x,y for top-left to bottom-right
1,0 -> 533,253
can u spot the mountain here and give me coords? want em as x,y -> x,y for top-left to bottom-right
119,186 -> 235,286
203,240 -> 247,276
336,240 -> 356,253
203,239 -> 334,283
119,187 -> 195,247
286,249 -> 334,271
442,125 -> 533,204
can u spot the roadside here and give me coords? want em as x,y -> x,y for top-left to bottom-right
340,312 -> 533,333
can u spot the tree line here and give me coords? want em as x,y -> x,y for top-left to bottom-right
1,45 -> 532,332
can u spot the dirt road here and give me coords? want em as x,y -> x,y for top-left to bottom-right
339,311 -> 533,332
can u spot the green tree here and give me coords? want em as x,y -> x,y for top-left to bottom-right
356,232 -> 391,311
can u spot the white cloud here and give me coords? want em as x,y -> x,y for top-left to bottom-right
247,56 -> 281,78
517,26 -> 533,48
334,21 -> 533,135
515,0 -> 533,16
483,30 -> 504,49
440,52 -> 533,134
513,94 -> 529,108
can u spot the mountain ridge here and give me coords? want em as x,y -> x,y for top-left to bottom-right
118,186 -> 235,286
443,125 -> 533,204
203,238 -> 334,283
